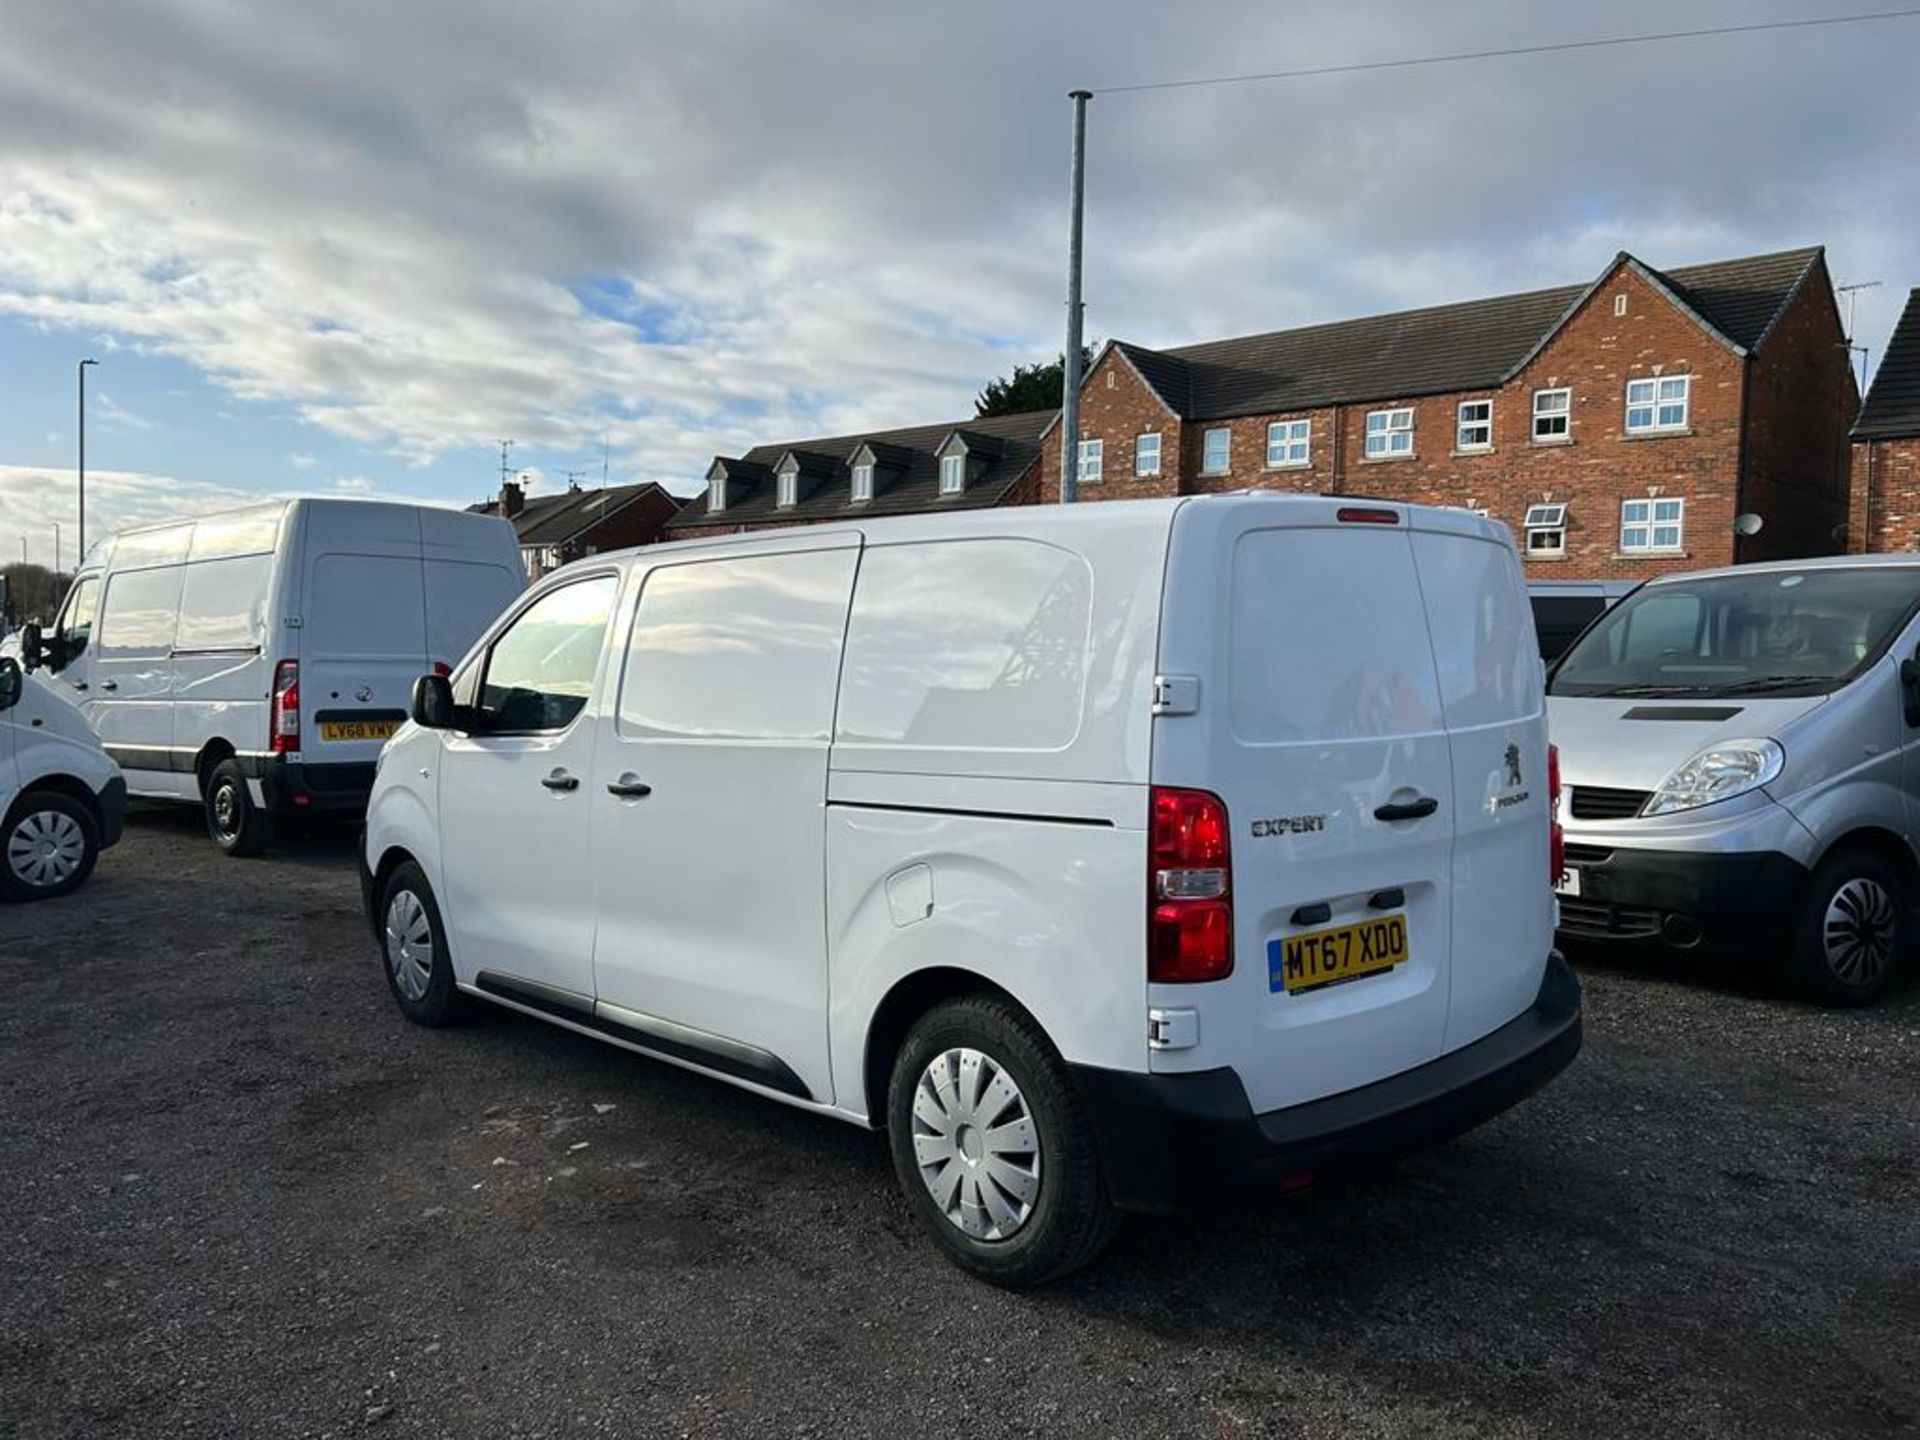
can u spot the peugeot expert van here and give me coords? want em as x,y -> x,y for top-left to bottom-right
27,499 -> 522,855
1549,555 -> 1920,1006
362,494 -> 1581,1284
0,657 -> 125,901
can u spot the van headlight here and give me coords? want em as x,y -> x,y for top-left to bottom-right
1644,739 -> 1785,816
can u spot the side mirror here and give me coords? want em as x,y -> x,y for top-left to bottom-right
19,622 -> 43,672
0,657 -> 21,711
410,672 -> 457,730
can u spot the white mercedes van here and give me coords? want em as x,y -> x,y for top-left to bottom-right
361,494 -> 1580,1284
0,656 -> 125,901
26,499 -> 522,856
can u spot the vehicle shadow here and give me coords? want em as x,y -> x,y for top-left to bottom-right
1561,933 -> 1920,1011
123,800 -> 362,871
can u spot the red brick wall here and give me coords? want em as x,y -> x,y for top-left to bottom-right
1852,438 -> 1920,553
1738,257 -> 1854,563
1062,349 -> 1184,499
566,487 -> 682,559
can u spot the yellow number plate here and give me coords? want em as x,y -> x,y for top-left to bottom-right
318,718 -> 400,743
1271,914 -> 1409,994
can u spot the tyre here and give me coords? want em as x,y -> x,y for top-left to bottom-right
0,791 -> 101,902
1781,847 -> 1909,1007
204,758 -> 271,857
886,994 -> 1119,1287
378,860 -> 468,1026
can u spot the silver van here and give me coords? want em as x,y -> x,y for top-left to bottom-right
1547,555 -> 1920,1005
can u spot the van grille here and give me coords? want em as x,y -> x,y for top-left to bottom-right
1557,896 -> 1661,940
1562,843 -> 1614,865
1568,786 -> 1651,821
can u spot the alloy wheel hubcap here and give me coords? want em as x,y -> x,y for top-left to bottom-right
384,890 -> 434,1002
7,811 -> 84,887
910,1047 -> 1040,1241
1824,876 -> 1896,986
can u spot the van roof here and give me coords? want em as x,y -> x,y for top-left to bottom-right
1640,554 -> 1920,586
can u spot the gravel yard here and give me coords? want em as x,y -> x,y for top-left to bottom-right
2,808 -> 1916,1439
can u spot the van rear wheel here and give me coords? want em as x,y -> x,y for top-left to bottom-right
886,995 -> 1119,1287
1781,847 -> 1909,1007
205,759 -> 270,857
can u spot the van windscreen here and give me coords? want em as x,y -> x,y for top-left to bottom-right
1550,567 -> 1920,699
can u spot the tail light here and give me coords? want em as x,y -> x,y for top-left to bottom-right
270,659 -> 300,754
1548,742 -> 1565,885
1149,786 -> 1233,983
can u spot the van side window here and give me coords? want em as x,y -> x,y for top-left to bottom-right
478,576 -> 617,733
619,550 -> 856,740
837,539 -> 1092,749
54,576 -> 100,660
98,567 -> 185,658
175,556 -> 273,652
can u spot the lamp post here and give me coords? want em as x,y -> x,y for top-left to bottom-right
78,358 -> 99,562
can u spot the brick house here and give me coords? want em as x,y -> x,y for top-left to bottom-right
1040,246 -> 1856,578
472,479 -> 682,577
664,409 -> 1056,540
1849,287 -> 1920,553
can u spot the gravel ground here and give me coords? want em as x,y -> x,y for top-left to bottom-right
2,806 -> 1917,1439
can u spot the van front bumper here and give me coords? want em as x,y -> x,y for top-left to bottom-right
1555,846 -> 1808,950
1068,954 -> 1582,1213
97,776 -> 126,850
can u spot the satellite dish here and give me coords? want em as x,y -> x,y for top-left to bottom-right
1734,513 -> 1765,537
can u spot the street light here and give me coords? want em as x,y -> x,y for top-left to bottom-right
78,358 -> 99,561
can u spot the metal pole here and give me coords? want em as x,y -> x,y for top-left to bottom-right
1059,89 -> 1091,504
78,358 -> 98,561
54,522 -> 61,575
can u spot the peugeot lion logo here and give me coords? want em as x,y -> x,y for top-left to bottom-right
1505,743 -> 1524,787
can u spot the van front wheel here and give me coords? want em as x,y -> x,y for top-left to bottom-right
205,759 -> 270,857
886,995 -> 1119,1287
1783,847 -> 1910,1007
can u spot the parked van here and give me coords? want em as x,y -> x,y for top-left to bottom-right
1549,555 -> 1920,1005
1528,579 -> 1638,662
26,500 -> 521,855
362,494 -> 1580,1284
0,657 -> 125,901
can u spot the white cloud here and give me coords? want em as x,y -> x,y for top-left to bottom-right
287,451 -> 317,470
0,461 -> 267,565
91,392 -> 153,430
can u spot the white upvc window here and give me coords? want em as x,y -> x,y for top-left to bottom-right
1522,503 -> 1567,557
1626,375 -> 1690,434
1134,431 -> 1161,477
1620,497 -> 1684,552
1455,399 -> 1492,451
1532,387 -> 1571,442
1364,407 -> 1414,458
708,480 -> 727,513
776,468 -> 798,508
1077,438 -> 1103,484
1265,419 -> 1310,468
1201,426 -> 1231,474
852,463 -> 874,503
939,453 -> 966,494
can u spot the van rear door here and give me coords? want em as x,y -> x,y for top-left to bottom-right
1151,499 -> 1455,1114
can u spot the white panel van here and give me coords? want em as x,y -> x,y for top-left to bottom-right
362,494 -> 1581,1284
26,499 -> 522,855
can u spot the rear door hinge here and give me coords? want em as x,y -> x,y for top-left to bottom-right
1148,1007 -> 1199,1050
1151,674 -> 1200,716
283,615 -> 304,629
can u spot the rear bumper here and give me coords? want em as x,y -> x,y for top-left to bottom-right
261,758 -> 377,816
1556,845 -> 1807,950
97,776 -> 126,850
1070,954 -> 1583,1213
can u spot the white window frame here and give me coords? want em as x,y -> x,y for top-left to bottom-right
1265,419 -> 1310,469
1620,497 -> 1684,553
851,462 -> 874,503
1134,431 -> 1161,478
1364,407 -> 1415,459
1532,387 -> 1571,443
1201,426 -> 1231,475
939,453 -> 966,495
1077,437 -> 1104,485
776,468 -> 798,509
1625,375 -> 1690,435
708,480 -> 726,513
1522,503 -> 1567,558
1455,400 -> 1492,452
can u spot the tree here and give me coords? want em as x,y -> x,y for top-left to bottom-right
974,345 -> 1096,418
0,563 -> 71,627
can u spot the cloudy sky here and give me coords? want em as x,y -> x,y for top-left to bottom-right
2,0 -> 1915,565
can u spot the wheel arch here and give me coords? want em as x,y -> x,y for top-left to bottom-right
1814,826 -> 1919,889
6,772 -> 104,828
861,966 -> 1035,1128
193,738 -> 238,798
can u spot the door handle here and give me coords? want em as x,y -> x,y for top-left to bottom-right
71,681 -> 89,692
606,774 -> 652,799
98,680 -> 117,692
541,769 -> 579,793
1374,796 -> 1438,822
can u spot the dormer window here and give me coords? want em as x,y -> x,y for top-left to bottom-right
852,463 -> 874,503
708,473 -> 727,513
776,464 -> 799,509
939,454 -> 966,494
